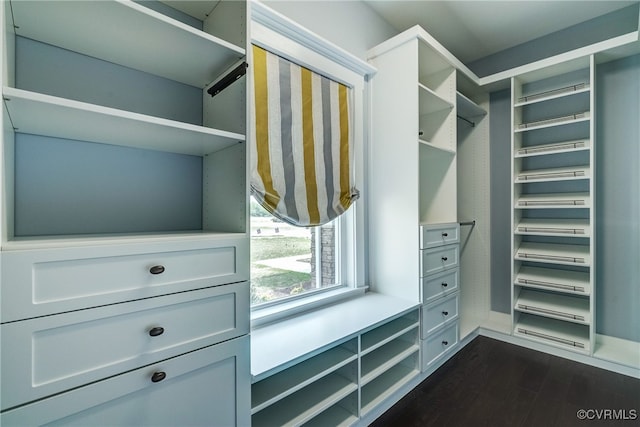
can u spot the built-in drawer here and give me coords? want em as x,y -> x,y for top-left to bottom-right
422,322 -> 458,367
1,282 -> 248,411
421,293 -> 458,338
419,223 -> 460,249
1,236 -> 248,322
1,336 -> 250,426
420,244 -> 459,277
422,268 -> 459,304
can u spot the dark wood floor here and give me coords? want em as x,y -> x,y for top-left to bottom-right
371,336 -> 640,427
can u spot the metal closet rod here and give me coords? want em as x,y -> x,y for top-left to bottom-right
459,220 -> 476,226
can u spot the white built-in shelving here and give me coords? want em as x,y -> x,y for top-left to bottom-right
511,55 -> 595,355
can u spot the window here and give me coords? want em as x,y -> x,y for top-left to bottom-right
249,2 -> 374,313
250,196 -> 343,306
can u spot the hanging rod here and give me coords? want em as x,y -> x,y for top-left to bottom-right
207,61 -> 248,98
460,220 -> 476,227
457,115 -> 475,127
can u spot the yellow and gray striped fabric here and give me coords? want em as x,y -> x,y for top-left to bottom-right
251,45 -> 358,227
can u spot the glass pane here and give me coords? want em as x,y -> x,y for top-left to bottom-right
250,197 -> 338,306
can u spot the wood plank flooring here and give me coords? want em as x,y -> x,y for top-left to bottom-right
370,336 -> 640,426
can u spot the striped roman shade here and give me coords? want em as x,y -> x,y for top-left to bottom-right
250,45 -> 359,227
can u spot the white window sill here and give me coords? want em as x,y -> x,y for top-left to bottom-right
250,291 -> 420,382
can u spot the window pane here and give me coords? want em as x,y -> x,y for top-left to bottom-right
250,197 -> 338,306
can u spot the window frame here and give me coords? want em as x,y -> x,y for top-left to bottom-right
249,2 -> 374,325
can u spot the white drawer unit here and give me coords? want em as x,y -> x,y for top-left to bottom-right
1,282 -> 249,410
420,223 -> 460,249
1,336 -> 250,426
418,223 -> 461,373
422,267 -> 459,304
421,292 -> 459,338
423,322 -> 459,367
1,237 -> 249,322
420,244 -> 459,276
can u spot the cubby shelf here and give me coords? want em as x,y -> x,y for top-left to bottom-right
515,242 -> 590,266
456,91 -> 486,120
360,362 -> 420,416
515,219 -> 590,237
515,266 -> 591,296
418,83 -> 453,115
361,338 -> 420,385
514,314 -> 590,353
361,316 -> 419,355
515,139 -> 591,158
10,0 -> 245,88
3,87 -> 245,156
515,289 -> 590,324
418,139 -> 456,156
303,402 -> 358,427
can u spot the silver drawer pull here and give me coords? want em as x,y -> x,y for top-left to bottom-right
149,326 -> 165,337
149,265 -> 165,275
151,371 -> 166,383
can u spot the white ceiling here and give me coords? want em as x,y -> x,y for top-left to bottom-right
364,1 -> 638,64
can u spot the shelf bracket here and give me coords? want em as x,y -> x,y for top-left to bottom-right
207,61 -> 248,98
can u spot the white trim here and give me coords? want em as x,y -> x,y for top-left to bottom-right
251,0 -> 376,78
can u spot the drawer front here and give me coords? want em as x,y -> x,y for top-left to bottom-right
1,336 -> 250,427
1,236 -> 248,322
420,245 -> 459,276
421,293 -> 459,338
420,223 -> 460,249
422,268 -> 459,304
1,283 -> 248,410
423,322 -> 458,367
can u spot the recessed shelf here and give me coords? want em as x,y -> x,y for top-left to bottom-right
361,338 -> 420,386
360,362 -> 419,416
514,314 -> 590,352
251,346 -> 356,414
516,266 -> 591,295
515,289 -> 590,324
456,91 -> 486,120
418,83 -> 453,115
515,192 -> 590,209
515,242 -> 591,266
515,219 -> 590,237
515,111 -> 590,132
10,0 -> 245,88
515,139 -> 590,158
302,402 -> 358,427
515,83 -> 590,106
361,316 -> 419,355
3,87 -> 244,156
251,373 -> 357,427
515,166 -> 590,183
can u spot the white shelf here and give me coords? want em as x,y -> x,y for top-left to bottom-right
303,404 -> 358,427
515,192 -> 590,209
251,374 -> 357,427
361,316 -> 419,355
515,266 -> 591,295
594,335 -> 640,369
251,346 -> 357,414
361,339 -> 420,386
515,242 -> 591,266
456,91 -> 486,120
515,139 -> 591,158
360,363 -> 419,416
515,289 -> 590,324
11,0 -> 245,88
514,83 -> 590,107
418,83 -> 453,115
515,219 -> 590,237
515,166 -> 590,183
515,111 -> 590,133
3,87 -> 244,156
514,314 -> 590,352
418,139 -> 456,156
